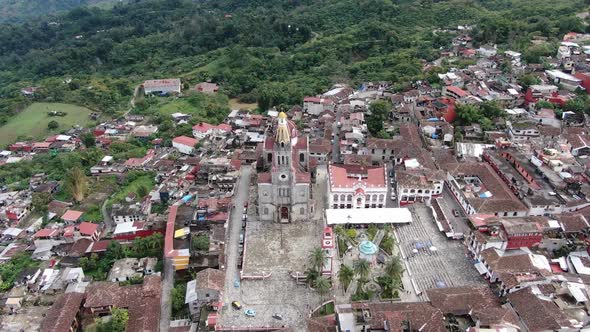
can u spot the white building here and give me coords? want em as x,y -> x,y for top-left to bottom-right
327,164 -> 387,209
396,159 -> 445,206
142,79 -> 181,95
303,97 -> 335,116
172,136 -> 199,155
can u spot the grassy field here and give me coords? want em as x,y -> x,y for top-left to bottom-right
111,173 -> 155,204
0,102 -> 94,143
229,98 -> 257,110
147,92 -> 230,124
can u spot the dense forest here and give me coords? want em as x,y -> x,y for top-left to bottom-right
0,0 -> 587,125
0,0 -> 123,24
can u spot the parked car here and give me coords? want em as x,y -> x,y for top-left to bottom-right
452,209 -> 460,217
388,170 -> 394,177
243,202 -> 248,208
390,193 -> 396,201
232,301 -> 242,310
272,313 -> 283,320
242,214 -> 247,221
245,309 -> 256,317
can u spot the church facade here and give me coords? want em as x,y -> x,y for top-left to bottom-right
257,112 -> 311,223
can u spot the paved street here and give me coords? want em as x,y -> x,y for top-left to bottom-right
331,105 -> 343,163
159,257 -> 174,332
394,204 -> 483,301
223,165 -> 253,305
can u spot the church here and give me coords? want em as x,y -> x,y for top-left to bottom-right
257,112 -> 311,223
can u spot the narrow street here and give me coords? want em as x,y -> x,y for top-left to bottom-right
223,165 -> 252,304
331,105 -> 343,163
159,257 -> 174,332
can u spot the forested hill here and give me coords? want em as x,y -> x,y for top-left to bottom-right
0,0 -> 587,123
0,0 -> 123,24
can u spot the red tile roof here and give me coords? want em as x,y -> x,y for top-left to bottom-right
173,135 -> 199,147
79,222 -> 98,236
446,85 -> 469,98
62,210 -> 84,222
40,292 -> 85,332
34,228 -> 60,238
63,226 -> 75,237
328,164 -> 386,189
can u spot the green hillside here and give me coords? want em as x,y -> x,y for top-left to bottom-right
0,0 -> 587,124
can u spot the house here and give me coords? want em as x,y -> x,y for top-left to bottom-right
61,210 -> 84,223
111,203 -> 148,224
477,44 -> 497,57
78,222 -> 100,241
327,164 -> 387,209
443,85 -> 470,100
132,125 -> 159,139
444,162 -> 528,217
194,82 -> 219,93
303,96 -> 335,116
172,136 -> 199,155
84,275 -> 161,332
477,248 -> 552,296
192,122 -> 232,139
185,268 -> 224,316
39,292 -> 85,332
507,288 -> 573,331
396,164 -> 445,206
142,79 -> 181,95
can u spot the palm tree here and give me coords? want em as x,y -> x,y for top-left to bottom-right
309,247 -> 326,272
354,259 -> 371,282
385,256 -> 404,279
306,267 -> 319,286
337,264 -> 354,291
314,276 -> 331,298
385,277 -> 403,299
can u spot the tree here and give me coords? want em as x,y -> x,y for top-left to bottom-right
564,97 -> 587,114
171,283 -> 187,317
136,184 -> 148,198
106,240 -> 125,261
48,120 -> 59,130
192,233 -> 210,251
519,74 -> 541,89
111,307 -> 129,332
64,166 -> 88,203
309,247 -> 327,272
353,259 -> 371,282
81,133 -> 96,148
337,264 -> 354,291
367,100 -> 391,136
31,192 -> 52,219
314,276 -> 331,297
385,256 -> 404,279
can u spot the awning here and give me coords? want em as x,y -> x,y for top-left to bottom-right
474,262 -> 488,275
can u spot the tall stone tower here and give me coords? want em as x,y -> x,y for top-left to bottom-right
258,112 -> 311,223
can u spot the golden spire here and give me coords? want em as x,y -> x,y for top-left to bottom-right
275,112 -> 290,145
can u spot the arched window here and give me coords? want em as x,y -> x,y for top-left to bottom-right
347,195 -> 352,201
340,194 -> 345,201
372,194 -> 378,201
378,194 -> 384,201
263,208 -> 269,215
280,142 -> 285,148
300,153 -> 304,162
334,195 -> 339,202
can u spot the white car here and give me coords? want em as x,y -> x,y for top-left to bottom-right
390,194 -> 396,201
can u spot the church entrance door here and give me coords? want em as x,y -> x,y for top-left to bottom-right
280,206 -> 289,223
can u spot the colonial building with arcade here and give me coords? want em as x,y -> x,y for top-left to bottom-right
327,164 -> 388,209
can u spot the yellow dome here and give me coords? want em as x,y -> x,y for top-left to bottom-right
278,112 -> 288,119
